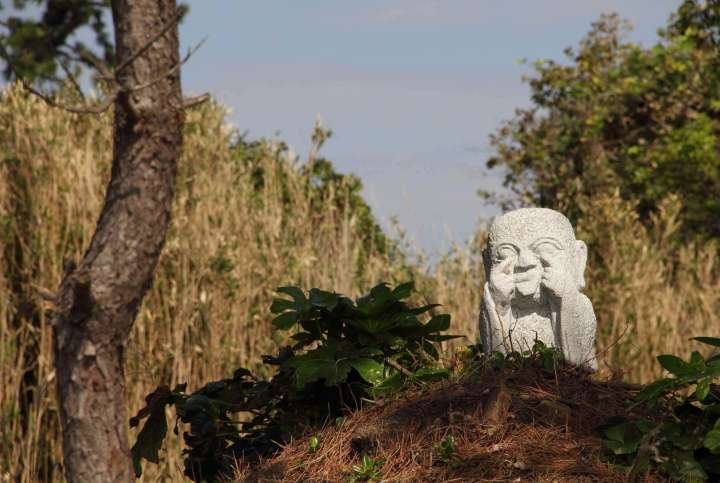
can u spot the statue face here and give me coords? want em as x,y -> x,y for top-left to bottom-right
488,208 -> 584,298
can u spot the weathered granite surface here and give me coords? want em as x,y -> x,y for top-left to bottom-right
479,207 -> 598,370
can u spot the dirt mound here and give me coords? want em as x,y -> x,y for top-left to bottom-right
236,364 -> 662,482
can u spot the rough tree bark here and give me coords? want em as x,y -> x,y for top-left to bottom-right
52,1 -> 183,481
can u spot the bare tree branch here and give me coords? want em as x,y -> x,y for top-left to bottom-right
21,78 -> 118,114
74,45 -> 115,81
0,4 -> 202,117
57,57 -> 85,100
130,37 -> 206,92
0,41 -> 111,113
182,93 -> 210,109
114,5 -> 187,75
384,358 -> 413,377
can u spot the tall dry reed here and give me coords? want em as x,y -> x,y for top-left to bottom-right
0,84 -> 415,481
0,84 -> 717,481
578,192 -> 720,381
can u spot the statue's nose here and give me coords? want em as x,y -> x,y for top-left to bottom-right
516,249 -> 538,270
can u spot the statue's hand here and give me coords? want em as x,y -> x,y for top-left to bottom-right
539,253 -> 576,300
488,257 -> 515,306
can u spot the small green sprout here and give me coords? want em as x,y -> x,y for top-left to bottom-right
308,435 -> 320,453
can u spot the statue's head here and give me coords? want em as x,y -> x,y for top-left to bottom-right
485,207 -> 587,298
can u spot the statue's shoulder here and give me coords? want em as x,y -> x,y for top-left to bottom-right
576,291 -> 597,320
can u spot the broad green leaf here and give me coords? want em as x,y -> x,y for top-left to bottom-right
200,380 -> 227,395
356,284 -> 394,316
604,421 -> 628,443
182,394 -> 215,418
287,346 -> 351,388
291,331 -> 318,349
362,317 -> 399,334
407,304 -> 441,315
270,298 -> 295,314
635,378 -> 675,402
422,340 -> 440,360
370,373 -> 403,397
424,314 -> 451,333
533,340 -> 548,351
129,385 -> 172,428
603,421 -> 643,455
369,282 -> 392,300
308,288 -> 339,310
636,419 -> 657,434
391,281 -> 414,300
605,439 -> 639,455
704,364 -> 720,379
349,346 -> 383,359
697,377 -> 711,401
692,336 -> 720,348
130,407 -> 168,477
290,332 -> 316,343
689,350 -> 706,372
350,358 -> 384,385
657,354 -> 695,377
412,367 -> 450,382
663,421 -> 705,451
394,313 -> 422,327
271,311 -> 297,330
276,286 -> 306,305
663,450 -> 708,480
705,429 -> 720,454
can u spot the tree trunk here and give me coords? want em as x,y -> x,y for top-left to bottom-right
52,1 -> 183,481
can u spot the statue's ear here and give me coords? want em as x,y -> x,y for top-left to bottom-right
574,240 -> 587,290
482,247 -> 492,281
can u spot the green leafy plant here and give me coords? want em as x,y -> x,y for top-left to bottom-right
130,282 -> 458,482
602,336 -> 720,481
435,434 -> 457,464
472,339 -> 565,374
348,455 -> 384,482
271,282 -> 458,390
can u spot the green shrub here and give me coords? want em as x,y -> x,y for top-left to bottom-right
129,281 -> 458,482
602,336 -> 720,481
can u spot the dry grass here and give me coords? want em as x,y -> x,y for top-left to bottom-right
235,362 -> 664,482
578,193 -> 720,381
0,85 -> 412,482
0,83 -> 718,481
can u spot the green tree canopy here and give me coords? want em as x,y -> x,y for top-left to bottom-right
484,0 -> 720,239
0,0 -> 114,85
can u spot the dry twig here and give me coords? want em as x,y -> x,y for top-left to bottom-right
1,5 -> 203,115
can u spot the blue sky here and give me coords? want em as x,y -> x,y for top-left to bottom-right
176,0 -> 680,255
2,1 -> 682,254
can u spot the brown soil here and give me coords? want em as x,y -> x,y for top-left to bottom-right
235,364 -> 665,482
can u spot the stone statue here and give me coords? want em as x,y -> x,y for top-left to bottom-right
479,208 -> 598,371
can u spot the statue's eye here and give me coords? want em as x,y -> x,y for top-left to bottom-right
496,246 -> 517,261
534,241 -> 560,258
